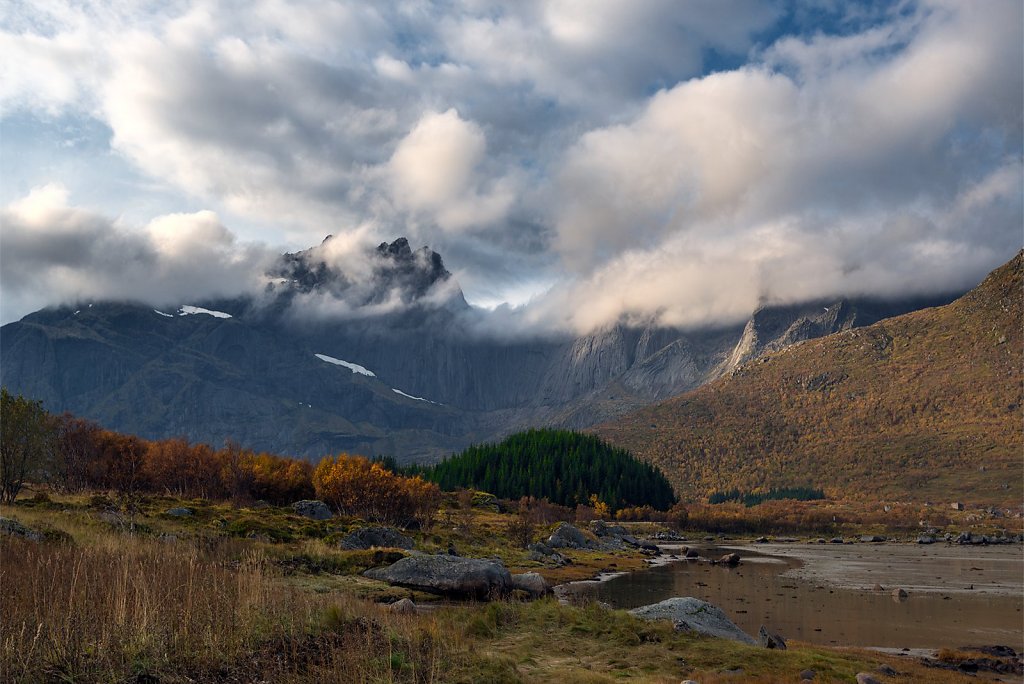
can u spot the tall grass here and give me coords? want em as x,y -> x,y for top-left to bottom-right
0,536 -> 455,683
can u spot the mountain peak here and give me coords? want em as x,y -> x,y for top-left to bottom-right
377,237 -> 413,259
375,238 -> 451,297
272,236 -> 462,309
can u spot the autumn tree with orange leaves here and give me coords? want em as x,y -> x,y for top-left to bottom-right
313,453 -> 440,528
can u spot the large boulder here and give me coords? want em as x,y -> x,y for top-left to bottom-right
364,554 -> 511,599
291,500 -> 333,520
547,522 -> 595,549
388,598 -> 417,614
630,597 -> 756,645
340,526 -> 415,551
510,572 -> 551,597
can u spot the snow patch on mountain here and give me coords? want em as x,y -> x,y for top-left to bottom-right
392,388 -> 437,403
179,305 -> 232,318
154,310 -> 174,317
314,353 -> 376,377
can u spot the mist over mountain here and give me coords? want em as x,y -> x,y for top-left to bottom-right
0,237 -> 965,462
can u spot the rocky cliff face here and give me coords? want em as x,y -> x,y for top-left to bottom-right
722,296 -> 953,373
0,238 -> 958,462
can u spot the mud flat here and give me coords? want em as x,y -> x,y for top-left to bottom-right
753,542 -> 1024,596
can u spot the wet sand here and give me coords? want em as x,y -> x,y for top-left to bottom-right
564,543 -> 1024,650
750,542 -> 1024,596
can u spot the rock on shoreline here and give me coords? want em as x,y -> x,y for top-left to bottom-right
630,597 -> 757,645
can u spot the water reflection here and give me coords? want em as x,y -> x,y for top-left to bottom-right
565,546 -> 1024,650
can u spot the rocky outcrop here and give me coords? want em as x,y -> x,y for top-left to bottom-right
920,645 -> 1023,676
547,522 -> 596,550
758,625 -> 786,649
630,597 -> 756,645
587,519 -> 654,551
722,295 -> 948,374
164,507 -> 193,517
291,500 -> 333,520
527,542 -> 568,566
650,530 -> 685,542
364,554 -> 511,599
718,552 -> 740,567
952,531 -> 1015,545
589,519 -> 627,538
0,517 -> 42,541
340,526 -> 415,551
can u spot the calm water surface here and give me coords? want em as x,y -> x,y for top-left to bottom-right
564,544 -> 1024,650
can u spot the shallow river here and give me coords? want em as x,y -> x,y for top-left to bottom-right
563,543 -> 1024,651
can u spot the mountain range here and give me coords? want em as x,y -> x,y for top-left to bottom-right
0,237 -> 965,467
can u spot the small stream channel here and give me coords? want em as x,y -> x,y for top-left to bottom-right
561,544 -> 1024,651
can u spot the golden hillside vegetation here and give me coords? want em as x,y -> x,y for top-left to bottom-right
596,252 -> 1023,506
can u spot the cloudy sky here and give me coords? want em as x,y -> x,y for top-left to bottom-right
1,0 -> 1021,331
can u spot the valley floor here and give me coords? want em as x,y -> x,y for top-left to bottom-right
1,490 -> 1018,683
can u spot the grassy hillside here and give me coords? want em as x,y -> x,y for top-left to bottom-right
596,252 -> 1023,505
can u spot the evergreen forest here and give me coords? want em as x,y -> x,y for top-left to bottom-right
413,429 -> 677,511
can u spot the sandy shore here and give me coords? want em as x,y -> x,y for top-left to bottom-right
725,542 -> 1024,596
